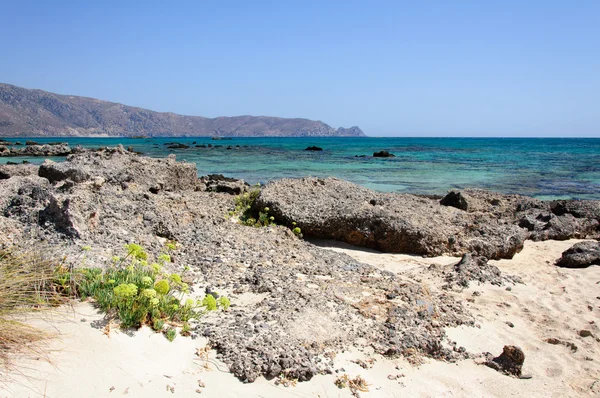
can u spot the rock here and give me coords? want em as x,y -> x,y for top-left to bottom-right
25,140 -> 40,146
551,200 -> 600,221
166,143 -> 190,149
440,190 -> 469,211
0,143 -> 74,157
0,164 -> 39,180
373,150 -> 395,158
256,177 -> 527,259
485,345 -> 525,377
39,160 -> 91,184
200,174 -> 248,195
444,254 -> 521,288
304,146 -> 323,151
579,330 -> 593,338
556,241 -> 600,268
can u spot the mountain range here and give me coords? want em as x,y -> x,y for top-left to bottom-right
0,83 -> 364,137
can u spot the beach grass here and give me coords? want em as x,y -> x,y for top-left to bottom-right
0,249 -> 66,370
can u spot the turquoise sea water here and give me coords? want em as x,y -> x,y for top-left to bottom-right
2,137 -> 600,200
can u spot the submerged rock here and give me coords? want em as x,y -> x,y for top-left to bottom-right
373,150 -> 395,157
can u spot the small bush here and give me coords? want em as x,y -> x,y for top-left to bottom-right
59,243 -> 231,331
165,327 -> 177,342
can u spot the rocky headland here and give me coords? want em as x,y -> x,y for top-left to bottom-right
1,148 -> 599,390
0,82 -> 365,138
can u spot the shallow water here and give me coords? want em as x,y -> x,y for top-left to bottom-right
2,137 -> 600,200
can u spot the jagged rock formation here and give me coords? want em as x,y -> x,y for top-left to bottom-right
256,178 -> 600,260
0,83 -> 365,137
0,149 -> 471,382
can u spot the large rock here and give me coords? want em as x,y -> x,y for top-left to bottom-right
0,143 -> 74,157
39,160 -> 91,183
38,146 -> 199,192
0,164 -> 39,180
556,241 -> 600,268
551,200 -> 600,221
256,177 -> 527,259
200,174 -> 248,195
440,189 -> 545,216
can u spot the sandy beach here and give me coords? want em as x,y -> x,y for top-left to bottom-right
3,238 -> 599,398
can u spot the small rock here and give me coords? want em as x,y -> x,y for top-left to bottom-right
579,329 -> 592,338
484,345 -> 525,377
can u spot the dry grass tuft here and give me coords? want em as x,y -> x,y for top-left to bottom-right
0,248 -> 66,370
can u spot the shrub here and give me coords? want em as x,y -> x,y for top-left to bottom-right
165,327 -> 177,342
61,243 -> 231,332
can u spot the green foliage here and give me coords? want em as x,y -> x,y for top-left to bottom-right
180,322 -> 191,336
165,327 -> 177,342
202,294 -> 217,311
125,243 -> 148,261
154,279 -> 170,295
152,318 -> 165,331
58,243 -> 231,331
218,296 -> 231,310
229,189 -> 304,238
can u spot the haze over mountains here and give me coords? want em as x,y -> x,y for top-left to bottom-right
0,83 -> 364,138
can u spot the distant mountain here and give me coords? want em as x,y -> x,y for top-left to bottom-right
0,83 -> 365,137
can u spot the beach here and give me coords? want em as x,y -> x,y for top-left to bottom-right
1,148 -> 599,397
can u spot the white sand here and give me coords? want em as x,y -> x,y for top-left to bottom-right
2,239 -> 600,397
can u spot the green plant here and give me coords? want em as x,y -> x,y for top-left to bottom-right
152,318 -> 165,331
165,327 -> 177,342
65,244 -> 230,331
180,322 -> 191,336
218,296 -> 231,310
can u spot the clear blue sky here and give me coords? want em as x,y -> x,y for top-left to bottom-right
1,1 -> 599,136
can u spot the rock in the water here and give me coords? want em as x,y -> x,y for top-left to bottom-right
556,241 -> 600,268
0,143 -> 74,157
373,150 -> 395,158
485,345 -> 525,377
166,143 -> 190,149
304,146 -> 323,151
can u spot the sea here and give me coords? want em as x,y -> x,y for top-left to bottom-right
2,137 -> 600,200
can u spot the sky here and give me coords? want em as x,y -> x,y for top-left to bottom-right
1,1 -> 599,137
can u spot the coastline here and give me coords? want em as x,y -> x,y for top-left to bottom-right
2,136 -> 600,200
1,147 -> 599,397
